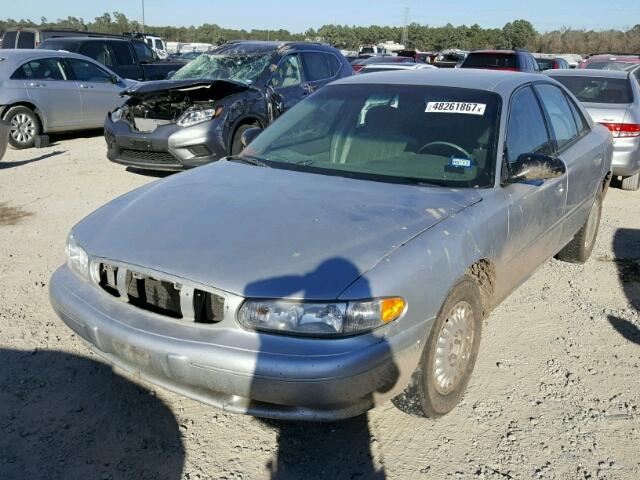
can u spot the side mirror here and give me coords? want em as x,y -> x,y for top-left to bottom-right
109,74 -> 119,84
506,153 -> 566,183
241,127 -> 263,148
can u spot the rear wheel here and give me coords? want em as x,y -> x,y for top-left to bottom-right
392,276 -> 483,417
620,172 -> 640,191
4,106 -> 41,149
556,193 -> 602,264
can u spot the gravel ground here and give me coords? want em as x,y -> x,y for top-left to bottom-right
1,134 -> 639,480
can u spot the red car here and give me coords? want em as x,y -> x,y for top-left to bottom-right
580,54 -> 640,73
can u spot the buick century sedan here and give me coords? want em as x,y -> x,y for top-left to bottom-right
50,70 -> 612,421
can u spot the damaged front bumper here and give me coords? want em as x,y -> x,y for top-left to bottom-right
49,265 -> 425,421
104,114 -> 227,171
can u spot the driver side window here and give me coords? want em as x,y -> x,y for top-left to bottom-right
506,86 -> 552,163
270,55 -> 302,88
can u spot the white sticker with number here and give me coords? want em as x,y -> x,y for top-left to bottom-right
426,102 -> 487,115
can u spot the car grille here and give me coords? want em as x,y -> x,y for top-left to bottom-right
95,262 -> 225,323
119,148 -> 177,165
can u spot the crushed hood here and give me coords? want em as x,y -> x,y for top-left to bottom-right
120,78 -> 251,98
73,162 -> 481,299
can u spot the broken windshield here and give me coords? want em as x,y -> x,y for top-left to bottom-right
171,53 -> 274,85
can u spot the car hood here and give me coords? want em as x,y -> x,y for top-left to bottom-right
120,78 -> 251,98
73,162 -> 481,299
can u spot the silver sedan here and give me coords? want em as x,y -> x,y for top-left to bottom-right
546,69 -> 640,190
0,50 -> 136,149
50,70 -> 611,421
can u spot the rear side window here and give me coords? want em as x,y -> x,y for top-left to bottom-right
110,42 -> 135,65
11,58 -> 68,80
133,41 -> 154,62
553,76 -> 633,104
463,53 -> 517,69
2,31 -> 17,49
301,52 -> 332,81
506,86 -> 552,163
535,84 -> 579,149
17,31 -> 35,49
328,54 -> 342,76
80,42 -> 114,66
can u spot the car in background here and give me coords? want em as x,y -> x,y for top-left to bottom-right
580,54 -> 640,81
39,37 -> 184,81
51,69 -> 611,422
546,69 -> 640,190
535,56 -> 570,71
556,54 -> 583,69
359,63 -> 436,74
0,49 -> 136,149
460,49 -> 539,72
177,51 -> 203,62
433,50 -> 467,68
351,55 -> 415,73
1,27 -> 124,49
104,41 -> 353,170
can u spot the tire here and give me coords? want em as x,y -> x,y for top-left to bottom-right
620,172 -> 640,191
556,192 -> 602,264
4,106 -> 41,149
230,123 -> 257,156
392,276 -> 483,418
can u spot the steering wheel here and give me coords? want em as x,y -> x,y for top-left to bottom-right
419,141 -> 471,159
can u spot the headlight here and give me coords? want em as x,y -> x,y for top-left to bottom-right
65,234 -> 89,280
177,106 -> 223,127
110,107 -> 126,123
237,297 -> 405,337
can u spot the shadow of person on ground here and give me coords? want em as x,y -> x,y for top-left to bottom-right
0,348 -> 185,480
245,258 -> 398,479
0,150 -> 65,169
608,228 -> 640,346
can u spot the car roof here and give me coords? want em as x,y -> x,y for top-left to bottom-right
545,69 -> 632,79
40,36 -> 134,44
586,54 -> 640,63
469,49 -> 520,54
214,40 -> 337,54
0,49 -> 118,75
333,68 -> 549,96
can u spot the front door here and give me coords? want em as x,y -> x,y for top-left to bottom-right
65,57 -> 124,127
500,85 -> 568,288
266,54 -> 306,123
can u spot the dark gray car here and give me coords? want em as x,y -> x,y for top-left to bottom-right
50,70 -> 612,421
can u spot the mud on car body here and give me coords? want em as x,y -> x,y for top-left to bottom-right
52,70 -> 612,421
104,40 -> 353,171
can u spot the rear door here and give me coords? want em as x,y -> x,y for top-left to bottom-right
11,56 -> 82,129
64,57 -> 125,127
300,52 -> 337,92
501,85 -> 568,285
534,82 -> 603,240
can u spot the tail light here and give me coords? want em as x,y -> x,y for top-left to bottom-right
600,123 -> 640,138
552,61 -> 559,69
352,65 -> 364,73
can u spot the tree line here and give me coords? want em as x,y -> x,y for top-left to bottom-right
1,13 -> 639,54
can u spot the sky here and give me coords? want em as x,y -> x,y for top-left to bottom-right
3,0 -> 637,32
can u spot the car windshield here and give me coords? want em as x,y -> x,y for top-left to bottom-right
171,53 -> 273,84
553,76 -> 633,104
242,84 -> 501,188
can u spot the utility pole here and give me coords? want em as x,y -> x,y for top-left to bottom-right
401,6 -> 409,46
141,0 -> 145,33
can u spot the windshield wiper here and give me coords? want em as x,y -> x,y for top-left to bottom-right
226,155 -> 271,168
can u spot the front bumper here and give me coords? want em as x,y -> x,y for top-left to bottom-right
49,265 -> 425,421
611,137 -> 640,177
104,115 -> 227,171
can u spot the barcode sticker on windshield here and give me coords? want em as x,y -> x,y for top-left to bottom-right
426,102 -> 486,115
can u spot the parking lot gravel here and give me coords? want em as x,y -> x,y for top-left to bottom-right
1,133 -> 639,480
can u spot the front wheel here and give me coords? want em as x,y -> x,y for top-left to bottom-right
4,106 -> 41,149
556,192 -> 602,264
230,123 -> 258,156
392,276 -> 483,418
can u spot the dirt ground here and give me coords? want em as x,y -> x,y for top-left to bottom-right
1,133 -> 639,480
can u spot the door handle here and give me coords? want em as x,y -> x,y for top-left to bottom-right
79,84 -> 94,89
28,82 -> 45,87
555,184 -> 565,194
